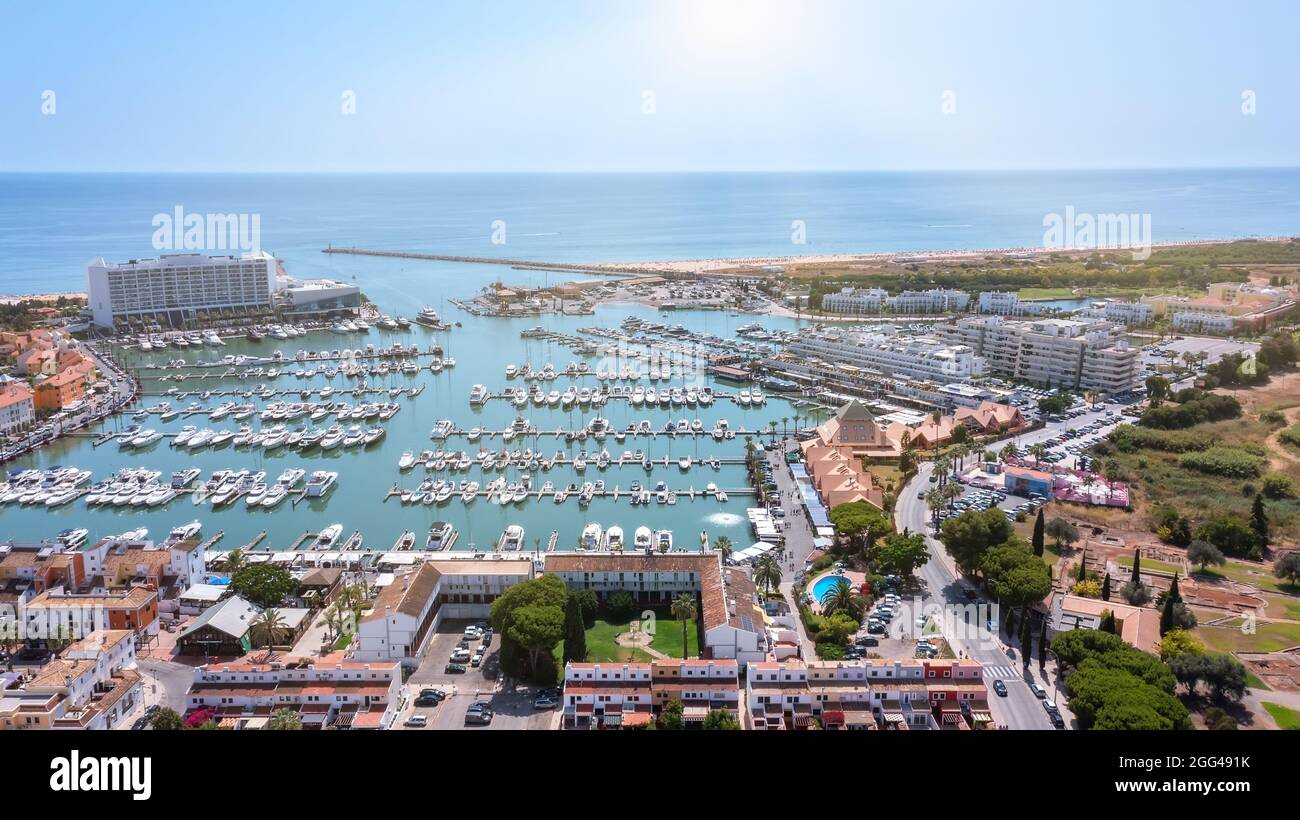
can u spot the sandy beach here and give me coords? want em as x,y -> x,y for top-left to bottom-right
587,236 -> 1291,275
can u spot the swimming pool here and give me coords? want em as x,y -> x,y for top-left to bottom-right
811,574 -> 849,603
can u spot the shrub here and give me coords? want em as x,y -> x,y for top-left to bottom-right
1261,473 -> 1295,499
1279,423 -> 1300,448
1108,424 -> 1218,453
1178,447 -> 1266,478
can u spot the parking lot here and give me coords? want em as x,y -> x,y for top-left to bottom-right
396,618 -> 560,730
1141,334 -> 1259,369
922,401 -> 1128,534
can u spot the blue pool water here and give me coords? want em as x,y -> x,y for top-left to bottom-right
812,574 -> 848,602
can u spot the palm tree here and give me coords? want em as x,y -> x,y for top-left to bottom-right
1085,389 -> 1101,409
820,577 -> 865,621
224,547 -> 246,576
934,455 -> 952,486
713,535 -> 733,561
670,593 -> 698,659
930,410 -> 943,455
781,416 -> 790,439
768,420 -> 779,444
255,608 -> 287,650
1028,443 -> 1048,467
943,481 -> 963,511
753,555 -> 783,594
323,603 -> 343,642
925,489 -> 945,528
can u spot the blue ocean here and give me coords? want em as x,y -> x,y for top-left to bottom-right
2,169 -> 1298,296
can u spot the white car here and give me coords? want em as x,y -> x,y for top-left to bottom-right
404,715 -> 428,728
450,649 -> 471,663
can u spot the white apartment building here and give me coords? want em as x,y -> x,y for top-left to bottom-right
822,287 -> 888,314
1079,300 -> 1153,326
887,288 -> 970,313
1172,311 -> 1235,333
978,291 -> 1046,316
86,252 -> 278,329
784,327 -> 986,383
353,559 -> 533,666
0,382 -> 34,435
935,316 -> 1138,393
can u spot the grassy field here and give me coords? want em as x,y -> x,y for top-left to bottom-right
580,613 -> 700,662
1117,554 -> 1184,576
1197,559 -> 1297,596
1100,413 -> 1300,544
1262,702 -> 1300,729
1195,618 -> 1300,654
1262,593 -> 1300,621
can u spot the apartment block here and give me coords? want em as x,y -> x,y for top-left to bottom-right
785,327 -> 985,383
934,316 -> 1138,393
822,287 -> 888,313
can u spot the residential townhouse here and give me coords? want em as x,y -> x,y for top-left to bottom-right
562,662 -> 656,729
0,382 -> 35,435
0,629 -> 142,730
185,653 -> 401,729
746,658 -> 990,730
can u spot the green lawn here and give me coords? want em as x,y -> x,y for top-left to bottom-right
1262,593 -> 1300,622
1199,560 -> 1299,596
581,612 -> 701,662
1244,670 -> 1271,691
1195,619 -> 1300,654
1117,554 -> 1183,576
1262,702 -> 1300,730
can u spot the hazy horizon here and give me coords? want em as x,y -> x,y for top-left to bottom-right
3,0 -> 1296,173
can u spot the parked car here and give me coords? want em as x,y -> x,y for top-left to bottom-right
465,707 -> 493,726
415,694 -> 443,707
444,662 -> 467,674
533,695 -> 559,710
404,715 -> 428,728
1029,682 -> 1047,699
450,649 -> 471,663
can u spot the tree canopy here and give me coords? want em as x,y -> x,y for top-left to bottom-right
939,508 -> 1014,575
229,564 -> 297,608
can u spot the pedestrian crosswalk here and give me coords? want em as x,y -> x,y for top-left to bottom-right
982,664 -> 1019,680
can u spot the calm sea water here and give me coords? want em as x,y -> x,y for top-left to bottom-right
2,170 -> 1298,548
2,170 -> 1299,294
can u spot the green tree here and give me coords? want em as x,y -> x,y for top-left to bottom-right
506,605 -> 566,681
753,555 -> 783,594
1098,609 -> 1118,635
223,547 -> 247,576
981,541 -> 1052,608
1031,509 -> 1045,557
820,578 -> 865,622
1129,548 -> 1142,587
939,508 -> 1014,576
828,501 -> 892,554
267,708 -> 303,730
1145,375 -> 1170,405
1168,652 -> 1248,703
1038,621 -> 1048,671
1202,706 -> 1237,731
150,707 -> 185,731
658,697 -> 684,730
701,709 -> 740,730
229,564 -> 297,608
1187,540 -> 1225,574
1019,606 -> 1033,667
669,593 -> 698,660
254,607 -> 287,649
1250,493 -> 1269,549
562,595 -> 587,664
1274,551 -> 1300,589
1158,629 -> 1205,662
1159,575 -> 1181,636
1046,517 -> 1080,551
490,574 -> 568,682
876,531 -> 929,579
713,535 -> 733,561
1101,572 -> 1111,602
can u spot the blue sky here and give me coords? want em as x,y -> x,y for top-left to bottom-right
1,0 -> 1296,172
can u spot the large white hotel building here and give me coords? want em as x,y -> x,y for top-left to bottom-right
87,252 -> 278,329
933,316 -> 1139,393
784,327 -> 986,383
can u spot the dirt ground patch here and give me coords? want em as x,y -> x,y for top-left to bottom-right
1239,652 -> 1300,693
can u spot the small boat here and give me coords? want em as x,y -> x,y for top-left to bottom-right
498,524 -> 525,552
425,521 -> 459,551
315,523 -> 343,548
634,526 -> 653,551
606,526 -> 624,552
398,451 -> 416,470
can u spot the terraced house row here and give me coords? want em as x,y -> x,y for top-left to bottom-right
561,657 -> 991,730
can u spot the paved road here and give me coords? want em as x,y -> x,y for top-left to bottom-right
894,403 -> 1136,729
